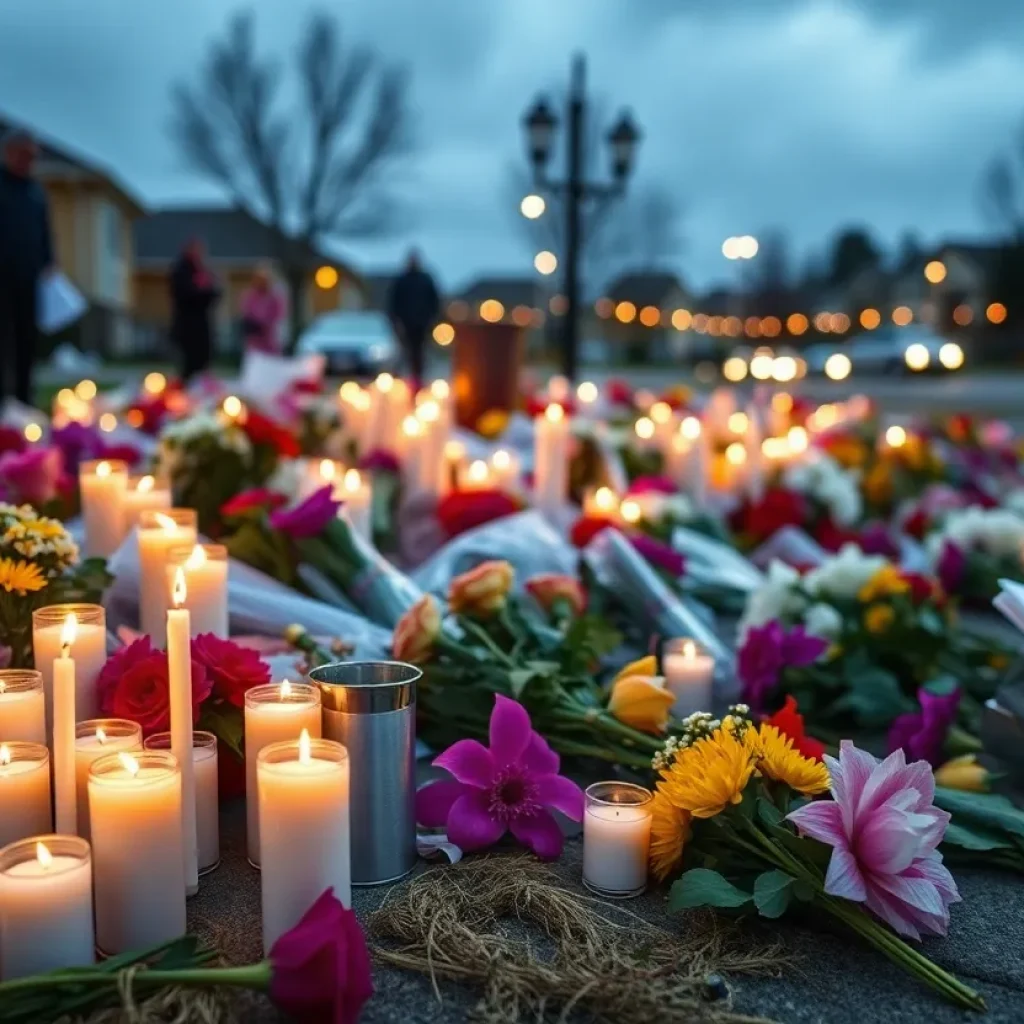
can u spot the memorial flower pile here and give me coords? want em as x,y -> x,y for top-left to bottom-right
653,711 -> 984,1010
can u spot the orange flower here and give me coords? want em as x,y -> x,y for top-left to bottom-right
608,674 -> 675,734
524,573 -> 587,617
393,595 -> 442,664
448,560 -> 514,617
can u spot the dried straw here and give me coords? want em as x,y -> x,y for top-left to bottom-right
56,984 -> 238,1024
369,854 -> 785,1024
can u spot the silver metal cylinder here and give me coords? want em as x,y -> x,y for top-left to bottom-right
308,661 -> 419,886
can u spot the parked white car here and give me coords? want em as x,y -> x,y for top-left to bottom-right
295,310 -> 399,376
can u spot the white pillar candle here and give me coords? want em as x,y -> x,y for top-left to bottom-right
52,614 -> 78,836
75,719 -> 142,844
649,401 -> 677,457
582,485 -> 619,520
137,509 -> 198,646
0,836 -> 94,980
662,638 -> 715,719
0,671 -> 46,744
32,604 -> 106,735
364,372 -> 394,453
340,469 -> 372,542
679,416 -> 708,509
547,375 -> 570,403
165,544 -> 229,638
0,743 -> 52,847
582,781 -> 653,898
258,732 -> 350,953
146,731 -> 219,874
459,458 -> 493,492
167,568 -> 199,896
244,681 -> 322,867
88,750 -> 186,955
744,402 -> 765,501
438,440 -> 465,499
533,403 -> 570,517
415,399 -> 447,496
489,449 -> 520,492
119,474 -> 172,531
79,459 -> 128,558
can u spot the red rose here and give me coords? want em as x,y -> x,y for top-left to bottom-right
902,571 -> 941,606
903,507 -> 930,540
524,396 -> 575,418
729,487 -> 808,543
243,410 -> 301,458
436,489 -> 521,538
570,515 -> 615,549
814,517 -> 859,553
765,696 -> 826,761
191,633 -> 272,708
97,637 -> 211,737
606,378 -> 633,407
0,425 -> 27,457
221,487 -> 288,519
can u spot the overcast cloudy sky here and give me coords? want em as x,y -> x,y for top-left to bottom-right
2,0 -> 1023,290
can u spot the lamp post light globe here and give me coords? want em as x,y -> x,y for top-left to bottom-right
523,98 -> 557,169
607,111 -> 640,180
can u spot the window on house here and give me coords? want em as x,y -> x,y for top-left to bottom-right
95,199 -> 125,306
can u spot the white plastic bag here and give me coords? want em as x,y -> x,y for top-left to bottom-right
38,272 -> 87,334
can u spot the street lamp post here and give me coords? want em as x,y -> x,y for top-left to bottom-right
522,54 -> 640,382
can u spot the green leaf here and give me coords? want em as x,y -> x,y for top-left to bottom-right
793,880 -> 816,902
668,868 -> 752,911
923,674 -> 959,698
935,788 -> 1024,840
833,667 -> 910,726
753,870 -> 796,919
198,703 -> 244,758
507,668 -> 540,698
942,822 -> 1013,853
757,796 -> 784,828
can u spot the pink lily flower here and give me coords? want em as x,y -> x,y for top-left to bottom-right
787,741 -> 960,940
416,694 -> 584,860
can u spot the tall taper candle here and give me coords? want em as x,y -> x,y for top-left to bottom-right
137,509 -> 197,646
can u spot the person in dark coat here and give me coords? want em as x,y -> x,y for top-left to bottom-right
387,249 -> 440,383
0,128 -> 53,405
169,238 -> 220,383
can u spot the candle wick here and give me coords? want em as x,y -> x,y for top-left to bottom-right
61,643 -> 71,659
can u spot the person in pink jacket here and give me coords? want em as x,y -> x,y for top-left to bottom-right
239,264 -> 287,354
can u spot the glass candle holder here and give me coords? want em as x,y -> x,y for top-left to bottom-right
164,544 -> 229,638
582,781 -> 653,899
137,508 -> 198,645
0,835 -> 94,979
74,719 -> 143,844
661,637 -> 715,720
89,750 -> 186,955
31,604 -> 107,730
79,459 -> 128,559
244,682 -> 322,867
257,735 -> 350,953
0,670 -> 46,744
0,741 -> 52,849
146,730 -> 220,874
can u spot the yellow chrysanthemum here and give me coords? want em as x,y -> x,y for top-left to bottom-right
864,604 -> 895,634
658,725 -> 756,819
649,788 -> 691,882
858,565 -> 909,603
749,724 -> 830,796
0,558 -> 46,595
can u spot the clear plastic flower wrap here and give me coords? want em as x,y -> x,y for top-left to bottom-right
748,525 -> 828,571
412,510 -> 577,598
671,525 -> 764,594
104,534 -> 391,658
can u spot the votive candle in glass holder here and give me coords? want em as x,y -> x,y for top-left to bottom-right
120,473 -> 171,531
0,835 -> 94,979
32,604 -> 106,731
165,544 -> 229,638
0,742 -> 53,848
662,638 -> 715,720
137,509 -> 198,645
582,781 -> 653,899
0,670 -> 46,744
146,730 -> 220,875
74,719 -> 143,844
88,750 -> 186,955
79,459 -> 128,558
244,681 -> 322,867
258,732 -> 350,952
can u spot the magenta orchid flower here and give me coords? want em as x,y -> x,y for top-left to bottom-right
629,532 -> 686,578
787,741 -> 960,940
269,485 -> 341,539
416,694 -> 584,860
887,686 -> 960,767
738,621 -> 828,711
626,475 -> 678,496
935,541 -> 966,594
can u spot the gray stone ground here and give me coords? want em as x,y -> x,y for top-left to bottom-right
190,802 -> 1024,1024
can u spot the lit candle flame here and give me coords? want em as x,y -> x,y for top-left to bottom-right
544,403 -> 564,424
430,379 -> 449,400
354,390 -> 371,412
681,416 -> 702,441
726,442 -> 747,465
223,395 -> 243,419
99,413 -> 117,433
343,468 -> 362,492
418,399 -> 439,423
467,460 -> 488,483
96,727 -> 107,744
620,499 -> 642,525
137,474 -> 155,493
280,679 -> 292,700
650,401 -> 672,425
491,449 -> 510,470
119,752 -> 140,777
402,414 -> 422,438
185,544 -> 207,571
376,372 -> 394,394
339,381 -> 361,403
594,486 -> 616,512
23,423 -> 42,443
576,381 -> 598,404
787,426 -> 809,454
0,744 -> 10,766
172,568 -> 187,608
96,461 -> 111,479
60,613 -> 78,656
154,512 -> 178,533
36,841 -> 53,870
444,441 -> 465,461
298,728 -> 311,764
319,459 -> 337,482
634,416 -> 655,441
683,640 -> 696,660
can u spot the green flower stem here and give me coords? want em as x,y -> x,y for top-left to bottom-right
945,725 -> 982,756
455,619 -> 516,668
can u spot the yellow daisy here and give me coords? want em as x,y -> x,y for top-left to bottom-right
864,604 -> 895,634
0,558 -> 46,595
649,788 -> 691,882
658,725 -> 756,819
749,724 -> 830,796
858,565 -> 909,603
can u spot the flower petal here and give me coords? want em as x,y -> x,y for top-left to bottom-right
434,739 -> 495,788
824,846 -> 867,902
830,741 -> 878,834
533,774 -> 585,822
509,811 -> 564,860
447,791 -> 507,851
489,694 -> 533,767
855,805 -> 925,875
415,780 -> 468,828
787,800 -> 846,846
863,882 -> 923,940
522,732 -> 560,775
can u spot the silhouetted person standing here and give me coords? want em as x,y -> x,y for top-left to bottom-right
170,238 -> 220,383
387,250 -> 440,383
0,129 -> 53,406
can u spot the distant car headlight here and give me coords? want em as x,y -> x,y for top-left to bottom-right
904,343 -> 930,371
825,352 -> 852,381
939,342 -> 964,370
366,343 -> 389,363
